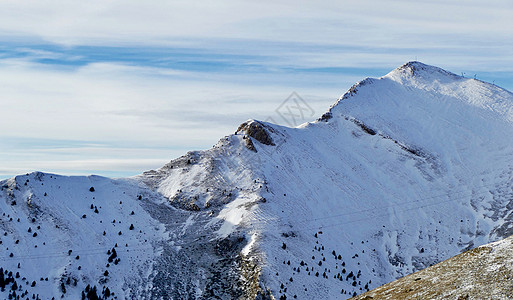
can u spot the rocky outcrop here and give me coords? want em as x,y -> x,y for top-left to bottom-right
237,120 -> 275,152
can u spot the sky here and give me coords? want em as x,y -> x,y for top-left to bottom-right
1,0 -> 512,179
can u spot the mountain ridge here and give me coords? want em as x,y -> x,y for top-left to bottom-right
2,62 -> 513,299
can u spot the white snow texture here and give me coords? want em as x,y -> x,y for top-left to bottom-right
2,62 -> 513,299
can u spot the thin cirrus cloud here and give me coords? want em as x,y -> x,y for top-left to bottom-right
0,57 -> 350,178
0,0 -> 512,179
0,0 -> 511,46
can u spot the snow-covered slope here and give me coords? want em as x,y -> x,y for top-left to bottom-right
2,62 -> 513,299
0,173 -> 169,299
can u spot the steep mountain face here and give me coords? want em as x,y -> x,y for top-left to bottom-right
352,234 -> 513,299
2,62 -> 513,299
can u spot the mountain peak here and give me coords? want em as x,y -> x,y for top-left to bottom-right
385,61 -> 460,81
319,61 -> 513,128
4,61 -> 513,300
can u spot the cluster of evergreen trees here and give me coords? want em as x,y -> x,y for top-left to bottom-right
1,266 -> 115,300
80,284 -> 112,300
0,267 -> 41,300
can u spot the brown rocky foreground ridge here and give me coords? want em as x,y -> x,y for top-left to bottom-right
351,235 -> 513,300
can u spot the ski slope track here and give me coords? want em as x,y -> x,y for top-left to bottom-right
2,62 -> 513,299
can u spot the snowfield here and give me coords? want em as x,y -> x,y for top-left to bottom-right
2,62 -> 513,299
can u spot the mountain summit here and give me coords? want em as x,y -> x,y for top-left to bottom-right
2,62 -> 513,299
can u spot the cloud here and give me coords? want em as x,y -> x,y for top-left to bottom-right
0,1 -> 511,51
0,57 -> 349,179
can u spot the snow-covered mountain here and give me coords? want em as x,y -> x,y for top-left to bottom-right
2,61 -> 513,299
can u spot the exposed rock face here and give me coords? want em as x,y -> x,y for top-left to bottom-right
317,111 -> 332,122
237,120 -> 275,148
